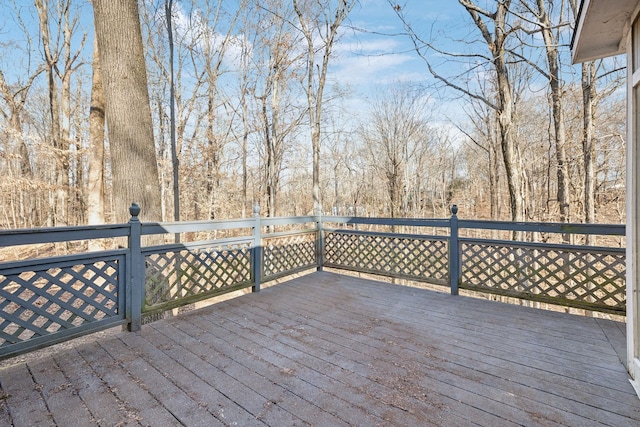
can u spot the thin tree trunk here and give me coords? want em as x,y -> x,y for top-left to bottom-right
293,0 -> 353,214
36,0 -> 65,226
165,0 -> 179,230
582,61 -> 597,244
534,0 -> 570,240
87,37 -> 106,248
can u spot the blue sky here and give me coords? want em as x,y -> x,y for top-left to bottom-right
328,1 -> 471,131
0,0 -> 464,95
334,1 -> 464,88
0,0 -> 506,137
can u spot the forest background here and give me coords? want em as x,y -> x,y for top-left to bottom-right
0,0 -> 628,234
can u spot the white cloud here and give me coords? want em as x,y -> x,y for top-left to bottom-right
170,3 -> 251,71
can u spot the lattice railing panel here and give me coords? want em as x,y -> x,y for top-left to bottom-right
0,258 -> 121,348
143,244 -> 251,312
263,233 -> 316,279
324,231 -> 448,285
460,241 -> 626,313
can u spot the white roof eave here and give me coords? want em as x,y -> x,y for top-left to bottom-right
571,0 -> 638,63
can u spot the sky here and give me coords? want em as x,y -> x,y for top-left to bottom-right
0,0 -> 463,103
330,0 -> 472,135
335,0 -> 463,86
0,0 -> 561,142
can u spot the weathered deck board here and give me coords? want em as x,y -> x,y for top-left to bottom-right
0,271 -> 638,426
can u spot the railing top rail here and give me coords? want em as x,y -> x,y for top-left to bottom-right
0,224 -> 131,247
325,227 -> 447,241
142,236 -> 254,255
260,216 -> 317,226
460,236 -> 626,253
263,228 -> 317,239
322,216 -> 450,228
141,218 -> 256,235
0,248 -> 128,272
459,219 -> 625,235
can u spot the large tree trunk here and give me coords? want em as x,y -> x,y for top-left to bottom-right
92,0 -> 162,223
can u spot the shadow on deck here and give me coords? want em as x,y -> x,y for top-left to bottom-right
0,271 -> 638,426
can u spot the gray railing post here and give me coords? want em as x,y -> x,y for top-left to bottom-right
128,203 -> 143,331
449,205 -> 460,296
315,205 -> 324,271
252,203 -> 262,292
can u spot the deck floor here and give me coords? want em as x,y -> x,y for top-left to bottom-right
0,271 -> 638,426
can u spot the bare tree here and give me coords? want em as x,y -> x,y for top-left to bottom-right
293,0 -> 355,214
568,0 -> 624,235
165,0 -> 179,228
256,6 -> 305,218
392,0 -> 529,222
360,83 -> 431,218
35,0 -> 87,226
0,62 -> 42,227
459,98 -> 502,220
515,0 -> 571,229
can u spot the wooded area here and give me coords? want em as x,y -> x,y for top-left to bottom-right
0,0 -> 627,231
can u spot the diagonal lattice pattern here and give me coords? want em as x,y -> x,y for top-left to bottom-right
0,260 -> 120,347
460,241 -> 626,312
324,231 -> 448,285
144,244 -> 251,312
263,233 -> 316,279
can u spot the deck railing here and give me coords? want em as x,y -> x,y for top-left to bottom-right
0,204 -> 625,359
323,207 -> 625,315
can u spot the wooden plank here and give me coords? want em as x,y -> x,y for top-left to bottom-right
306,274 -> 638,400
0,271 -> 637,426
96,335 -> 224,427
0,362 -> 54,427
76,340 -> 182,426
52,347 -> 141,427
0,382 -> 11,427
209,295 -> 580,425
277,296 -> 640,425
596,317 -> 628,367
313,275 -> 630,378
237,272 -> 640,425
191,295 -> 519,426
182,314 -> 436,427
163,316 -> 354,427
143,321 -> 306,427
28,355 -> 95,426
117,326 -> 261,426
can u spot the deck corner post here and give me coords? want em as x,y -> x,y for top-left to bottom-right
252,203 -> 262,292
128,203 -> 143,332
449,205 -> 460,296
315,205 -> 324,271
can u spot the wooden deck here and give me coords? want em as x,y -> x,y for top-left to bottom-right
0,271 -> 638,426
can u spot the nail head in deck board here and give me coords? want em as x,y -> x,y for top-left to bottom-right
0,271 -> 638,426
